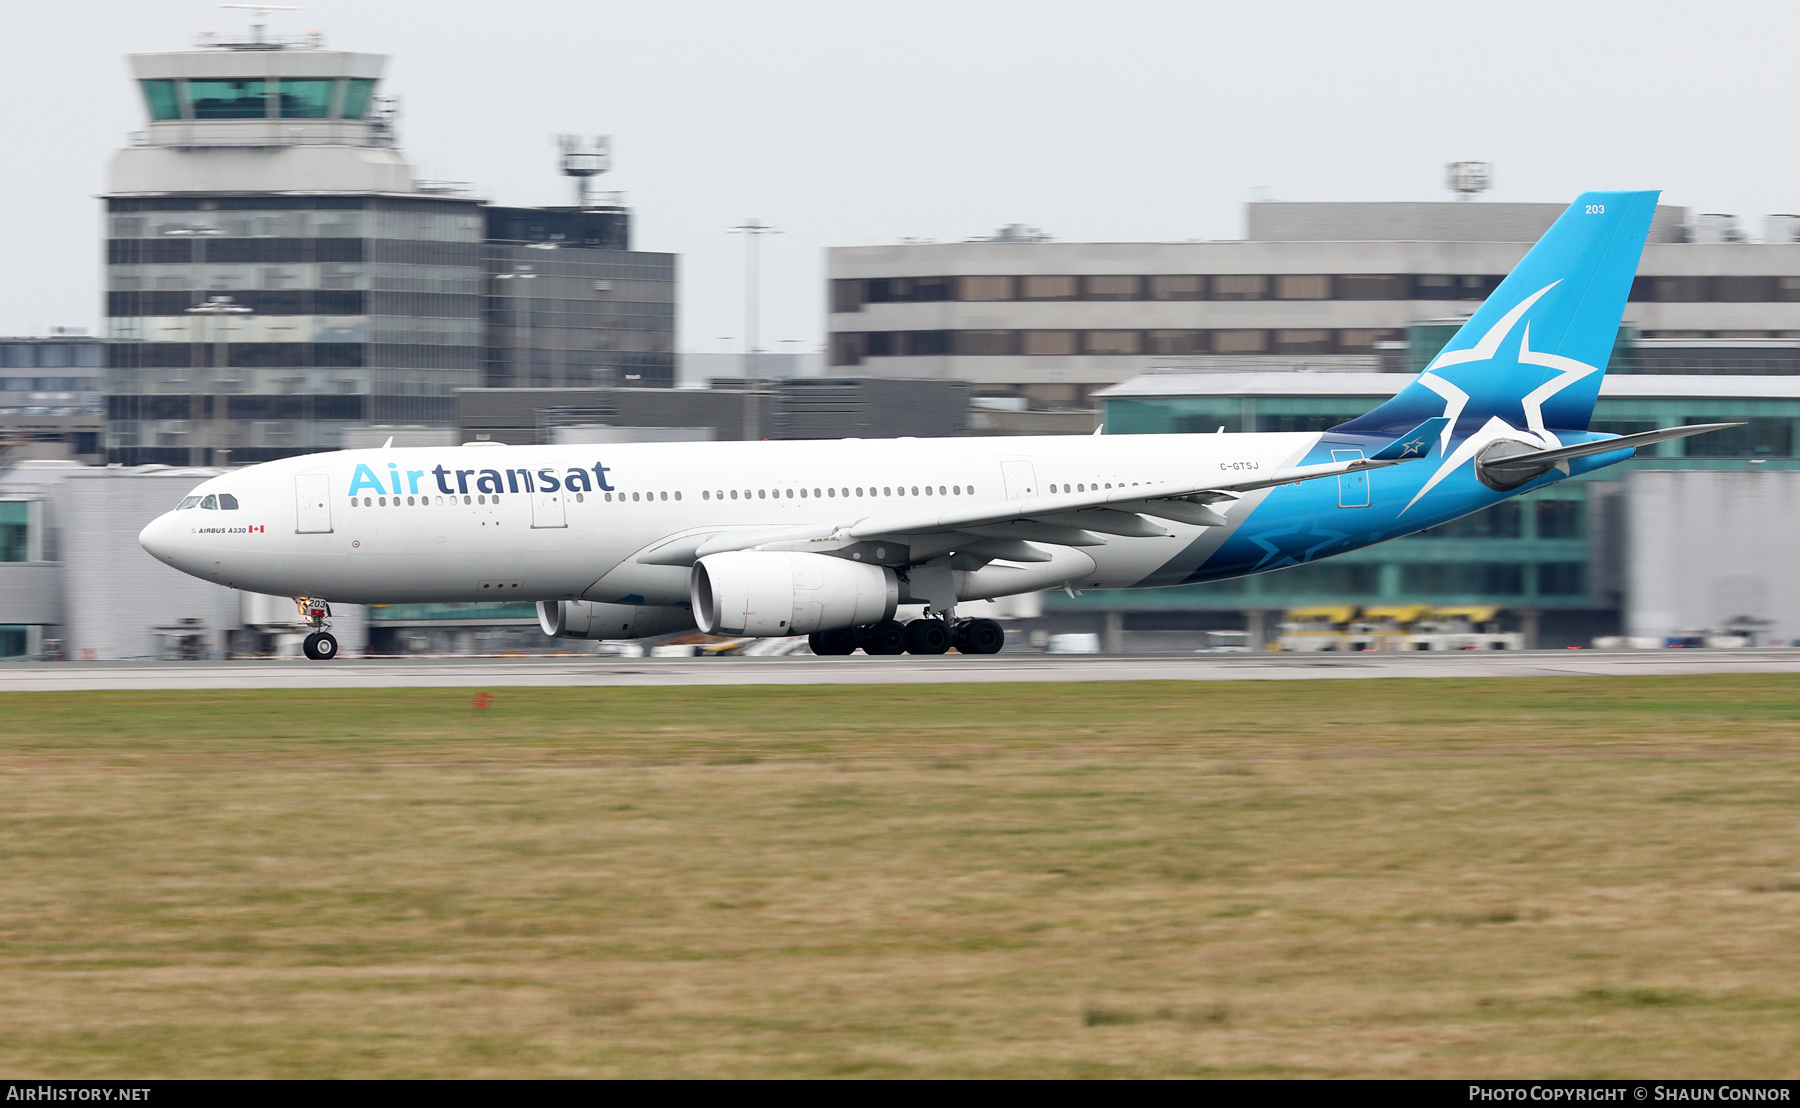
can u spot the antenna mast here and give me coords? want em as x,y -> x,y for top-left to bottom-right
217,3 -> 301,47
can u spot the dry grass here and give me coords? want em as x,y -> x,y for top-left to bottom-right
2,676 -> 1799,1076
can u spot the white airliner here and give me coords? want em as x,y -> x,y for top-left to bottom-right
136,431 -> 1418,659
137,191 -> 1730,660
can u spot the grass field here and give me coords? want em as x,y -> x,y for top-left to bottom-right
2,676 -> 1800,1077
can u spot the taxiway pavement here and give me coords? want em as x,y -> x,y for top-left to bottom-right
2,648 -> 1798,692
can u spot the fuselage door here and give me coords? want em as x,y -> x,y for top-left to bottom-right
531,487 -> 568,529
1331,449 -> 1370,508
295,473 -> 333,533
1001,460 -> 1037,500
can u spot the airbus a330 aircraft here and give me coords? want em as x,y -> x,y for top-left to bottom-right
140,190 -> 1732,660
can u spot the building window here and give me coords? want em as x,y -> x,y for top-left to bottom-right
1335,274 -> 1408,300
1022,331 -> 1078,356
1778,277 -> 1800,303
1419,500 -> 1523,539
277,79 -> 334,119
1273,329 -> 1334,354
1637,276 -> 1709,302
0,502 -> 28,562
342,79 -> 378,119
1174,415 -> 1242,434
1684,417 -> 1792,457
1537,563 -> 1587,596
1146,330 -> 1207,355
1414,275 -> 1459,300
1262,561 -> 1381,594
907,330 -> 951,357
1083,275 -> 1141,301
865,277 -> 951,303
952,330 -> 1018,356
957,275 -> 1015,301
1713,276 -> 1774,303
1148,275 -> 1206,301
1336,329 -> 1401,352
139,79 -> 181,121
1020,275 -> 1079,300
830,332 -> 865,366
831,279 -> 865,312
1211,275 -> 1268,301
1256,413 -> 1370,434
1275,275 -> 1331,300
1535,500 -> 1585,539
188,79 -> 268,120
1084,331 -> 1141,355
1212,329 -> 1269,353
1401,562 -> 1526,596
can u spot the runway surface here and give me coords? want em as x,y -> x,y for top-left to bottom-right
3,648 -> 1799,691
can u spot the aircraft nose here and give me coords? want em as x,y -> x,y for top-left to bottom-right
138,512 -> 179,565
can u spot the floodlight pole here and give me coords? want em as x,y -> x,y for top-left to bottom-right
729,218 -> 782,380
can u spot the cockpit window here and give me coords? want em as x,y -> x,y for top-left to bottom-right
218,493 -> 239,510
200,495 -> 218,510
177,496 -> 202,510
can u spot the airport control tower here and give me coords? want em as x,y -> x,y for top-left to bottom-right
102,13 -> 676,466
104,15 -> 483,466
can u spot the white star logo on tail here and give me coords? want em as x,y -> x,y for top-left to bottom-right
1399,280 -> 1602,514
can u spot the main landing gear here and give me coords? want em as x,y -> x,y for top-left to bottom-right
807,617 -> 1005,657
296,597 -> 340,661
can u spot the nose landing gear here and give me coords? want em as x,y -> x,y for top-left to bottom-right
296,597 -> 340,661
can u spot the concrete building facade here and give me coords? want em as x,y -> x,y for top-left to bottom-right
824,201 -> 1800,407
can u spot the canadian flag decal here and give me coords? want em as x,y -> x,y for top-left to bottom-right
250,524 -> 265,533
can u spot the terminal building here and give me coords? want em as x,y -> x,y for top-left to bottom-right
1,334 -> 106,464
826,202 -> 1800,407
103,22 -> 674,467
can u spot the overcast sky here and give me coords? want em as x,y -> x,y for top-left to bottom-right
5,0 -> 1799,350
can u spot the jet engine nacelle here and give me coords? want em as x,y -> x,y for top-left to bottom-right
537,600 -> 696,640
690,551 -> 898,636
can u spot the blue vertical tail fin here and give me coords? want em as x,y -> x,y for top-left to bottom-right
1334,190 -> 1659,440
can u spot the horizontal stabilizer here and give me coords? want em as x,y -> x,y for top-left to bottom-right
1482,423 -> 1744,471
1370,417 -> 1450,461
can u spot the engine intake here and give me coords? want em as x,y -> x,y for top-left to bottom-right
691,551 -> 898,636
537,600 -> 696,640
